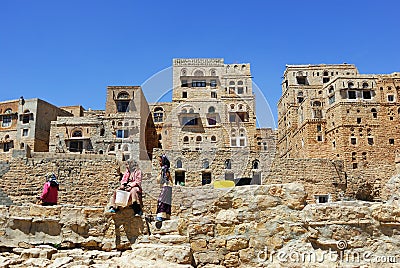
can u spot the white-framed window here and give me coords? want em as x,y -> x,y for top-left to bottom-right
2,116 -> 12,127
22,129 -> 28,137
116,129 -> 129,138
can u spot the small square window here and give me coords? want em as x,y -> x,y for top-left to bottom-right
368,138 -> 374,145
211,92 -> 217,98
22,115 -> 30,124
351,137 -> 357,145
237,87 -> 244,94
357,118 -> 361,124
353,163 -> 358,169
389,138 -> 395,145
348,91 -> 357,99
388,95 -> 394,102
22,129 -> 28,136
315,195 -> 329,204
390,116 -> 394,121
363,91 -> 371,99
182,92 -> 187,98
317,135 -> 322,141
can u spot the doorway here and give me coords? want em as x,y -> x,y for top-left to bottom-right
202,172 -> 211,185
175,171 -> 185,186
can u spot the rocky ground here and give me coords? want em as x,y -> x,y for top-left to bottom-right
0,180 -> 400,267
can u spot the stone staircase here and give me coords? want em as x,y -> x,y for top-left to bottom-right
0,161 -> 10,177
133,216 -> 193,265
0,161 -> 13,206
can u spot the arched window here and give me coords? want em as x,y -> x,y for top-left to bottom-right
230,104 -> 235,110
196,136 -> 202,142
2,109 -> 12,127
238,81 -> 243,85
208,106 -> 215,113
116,94 -> 130,112
203,159 -> 209,169
238,104 -> 243,110
371,108 -> 377,118
22,110 -> 31,124
210,69 -> 216,76
189,108 -> 195,113
323,71 -> 329,76
154,107 -> 164,123
252,160 -> 260,170
211,135 -> 217,142
229,81 -> 235,86
225,159 -> 231,169
72,130 -> 82,137
348,82 -> 354,89
181,108 -> 187,114
362,82 -> 369,89
183,136 -> 189,143
176,159 -> 183,169
194,70 -> 204,76
297,91 -> 304,103
313,101 -> 322,107
117,92 -> 130,99
123,144 -> 129,151
239,129 -> 246,147
100,128 -> 105,136
109,144 -> 115,152
181,69 -> 187,76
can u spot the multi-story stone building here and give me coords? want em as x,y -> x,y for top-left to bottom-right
49,86 -> 157,162
150,58 -> 276,186
0,97 -> 72,159
277,64 -> 400,199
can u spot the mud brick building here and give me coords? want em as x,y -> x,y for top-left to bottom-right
277,64 -> 400,200
149,59 -> 276,186
49,86 -> 157,162
0,97 -> 71,160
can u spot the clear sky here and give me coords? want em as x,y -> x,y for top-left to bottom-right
1,0 -> 399,127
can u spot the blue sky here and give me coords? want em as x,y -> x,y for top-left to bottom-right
1,0 -> 399,127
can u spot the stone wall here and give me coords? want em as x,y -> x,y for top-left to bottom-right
265,158 -> 346,202
0,155 -> 121,206
151,148 -> 275,187
0,183 -> 400,267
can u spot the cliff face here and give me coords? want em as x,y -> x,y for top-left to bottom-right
0,182 -> 399,267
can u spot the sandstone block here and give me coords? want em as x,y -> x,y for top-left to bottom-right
216,224 -> 234,236
159,234 -> 188,244
226,238 -> 248,251
224,252 -> 240,267
190,239 -> 207,251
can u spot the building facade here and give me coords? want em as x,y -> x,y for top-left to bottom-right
277,64 -> 400,200
49,86 -> 157,162
0,97 -> 72,159
150,58 -> 276,186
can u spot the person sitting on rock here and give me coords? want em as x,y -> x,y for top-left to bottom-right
108,160 -> 143,216
38,173 -> 59,206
